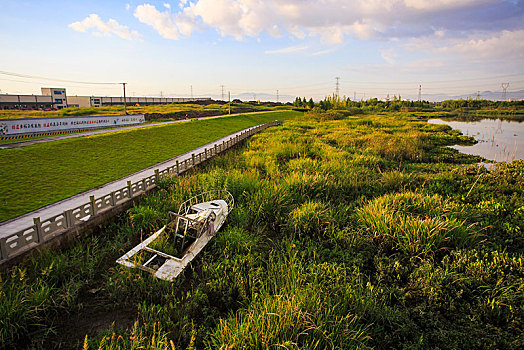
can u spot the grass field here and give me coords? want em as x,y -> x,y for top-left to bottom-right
1,109 -> 522,349
0,102 -> 287,119
0,110 -> 301,222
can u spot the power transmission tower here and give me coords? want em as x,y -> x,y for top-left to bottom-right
276,89 -> 279,103
221,85 -> 225,100
501,83 -> 509,101
190,85 -> 193,99
335,77 -> 340,97
353,91 -> 356,100
476,91 -> 480,100
418,85 -> 422,101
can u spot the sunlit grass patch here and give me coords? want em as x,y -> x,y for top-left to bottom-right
356,192 -> 482,256
288,201 -> 333,237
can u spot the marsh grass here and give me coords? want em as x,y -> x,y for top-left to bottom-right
2,110 -> 523,349
355,192 -> 481,256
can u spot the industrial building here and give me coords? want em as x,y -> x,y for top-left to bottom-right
0,88 -> 210,110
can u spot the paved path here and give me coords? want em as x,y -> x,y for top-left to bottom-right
0,111 -> 271,149
0,123 -> 269,239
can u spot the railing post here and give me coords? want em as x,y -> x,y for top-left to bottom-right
0,238 -> 7,260
127,181 -> 133,198
64,209 -> 74,228
142,178 -> 147,191
155,169 -> 160,183
214,144 -> 218,155
90,195 -> 96,215
176,160 -> 179,174
192,153 -> 195,166
110,191 -> 116,206
34,217 -> 43,243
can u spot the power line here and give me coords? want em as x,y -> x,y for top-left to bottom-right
0,70 -> 120,85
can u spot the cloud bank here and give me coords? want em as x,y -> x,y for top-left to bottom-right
69,14 -> 142,40
132,0 -> 523,43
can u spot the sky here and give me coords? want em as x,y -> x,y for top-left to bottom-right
0,0 -> 523,101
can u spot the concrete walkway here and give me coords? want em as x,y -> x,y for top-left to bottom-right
0,110 -> 271,149
0,123 -> 267,239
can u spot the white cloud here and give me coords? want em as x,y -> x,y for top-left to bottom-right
265,45 -> 308,54
132,0 -> 524,53
380,48 -> 397,64
164,3 -> 171,9
310,47 -> 337,56
69,14 -> 142,40
437,30 -> 524,59
126,4 -> 130,10
403,0 -> 486,11
134,4 -> 198,39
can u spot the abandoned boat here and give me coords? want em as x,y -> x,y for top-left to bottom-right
117,190 -> 234,281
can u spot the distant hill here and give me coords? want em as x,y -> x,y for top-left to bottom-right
418,90 -> 524,102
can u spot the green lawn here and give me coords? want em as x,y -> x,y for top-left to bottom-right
0,110 -> 301,222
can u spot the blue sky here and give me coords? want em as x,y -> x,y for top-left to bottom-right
1,0 -> 523,101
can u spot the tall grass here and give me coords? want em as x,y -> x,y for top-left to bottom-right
355,192 -> 481,256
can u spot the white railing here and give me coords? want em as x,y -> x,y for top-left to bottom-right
0,121 -> 281,262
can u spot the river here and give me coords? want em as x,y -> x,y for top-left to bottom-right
428,118 -> 524,163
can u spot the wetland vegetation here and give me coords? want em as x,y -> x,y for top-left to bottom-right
1,105 -> 523,349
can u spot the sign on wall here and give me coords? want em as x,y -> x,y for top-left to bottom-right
0,115 -> 145,136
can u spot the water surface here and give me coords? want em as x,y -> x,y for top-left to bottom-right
428,118 -> 523,163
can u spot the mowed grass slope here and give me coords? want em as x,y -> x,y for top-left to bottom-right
0,110 -> 301,221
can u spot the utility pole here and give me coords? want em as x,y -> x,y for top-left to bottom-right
335,77 -> 340,97
276,89 -> 279,103
501,83 -> 509,101
221,85 -> 225,101
418,85 -> 422,102
228,91 -> 231,114
122,82 -> 127,115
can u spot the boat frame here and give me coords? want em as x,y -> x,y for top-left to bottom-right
116,190 -> 234,281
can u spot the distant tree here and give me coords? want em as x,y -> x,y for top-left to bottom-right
308,98 -> 315,109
